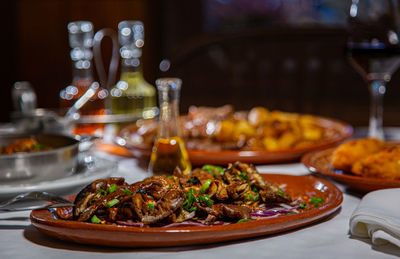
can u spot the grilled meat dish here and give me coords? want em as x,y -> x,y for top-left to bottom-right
73,162 -> 293,226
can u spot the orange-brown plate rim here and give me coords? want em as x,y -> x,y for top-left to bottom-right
30,175 -> 343,247
301,147 -> 400,186
121,115 -> 353,157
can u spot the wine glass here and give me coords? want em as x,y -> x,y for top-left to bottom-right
347,0 -> 400,139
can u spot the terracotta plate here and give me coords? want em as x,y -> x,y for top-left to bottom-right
302,148 -> 400,192
118,116 -> 353,165
30,174 -> 342,247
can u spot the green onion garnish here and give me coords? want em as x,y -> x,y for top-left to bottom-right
244,192 -> 260,202
237,219 -> 252,223
187,206 -> 197,212
32,144 -> 45,150
299,202 -> 307,209
122,189 -> 133,195
310,197 -> 324,207
91,215 -> 102,224
108,184 -> 117,194
105,198 -> 120,208
238,172 -> 249,181
202,165 -> 224,176
199,179 -> 213,194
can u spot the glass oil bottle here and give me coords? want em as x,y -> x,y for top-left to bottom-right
149,78 -> 191,175
110,21 -> 156,120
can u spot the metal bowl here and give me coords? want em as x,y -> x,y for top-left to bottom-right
0,134 -> 80,184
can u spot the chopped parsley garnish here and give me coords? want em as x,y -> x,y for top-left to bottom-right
33,144 -> 45,150
198,194 -> 213,207
237,219 -> 252,223
147,203 -> 155,210
244,193 -> 259,202
122,189 -> 133,195
95,189 -> 107,196
199,179 -> 213,194
91,215 -> 102,224
167,176 -> 174,179
238,172 -> 249,181
105,198 -> 120,208
202,165 -> 224,177
187,206 -> 197,212
182,188 -> 197,211
310,197 -> 324,207
275,189 -> 285,196
108,184 -> 117,194
285,212 -> 297,215
299,202 -> 307,209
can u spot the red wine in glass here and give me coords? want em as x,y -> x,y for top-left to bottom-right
347,42 -> 400,82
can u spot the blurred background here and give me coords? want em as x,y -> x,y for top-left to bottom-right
2,0 -> 400,126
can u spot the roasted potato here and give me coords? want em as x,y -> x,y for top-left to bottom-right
248,107 -> 269,127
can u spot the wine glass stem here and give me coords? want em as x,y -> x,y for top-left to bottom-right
368,80 -> 386,139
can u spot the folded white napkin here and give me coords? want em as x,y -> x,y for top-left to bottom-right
350,188 -> 400,247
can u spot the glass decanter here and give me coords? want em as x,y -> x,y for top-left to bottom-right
110,21 -> 156,119
149,78 -> 191,175
60,21 -> 107,115
59,21 -> 108,135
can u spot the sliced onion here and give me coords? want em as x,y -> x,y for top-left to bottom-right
162,221 -> 208,228
250,210 -> 279,217
279,203 -> 295,210
116,221 -> 146,227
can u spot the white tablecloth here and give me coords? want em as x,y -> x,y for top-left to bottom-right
1,152 -> 400,259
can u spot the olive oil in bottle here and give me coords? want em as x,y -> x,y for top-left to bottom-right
110,21 -> 156,119
149,78 -> 191,175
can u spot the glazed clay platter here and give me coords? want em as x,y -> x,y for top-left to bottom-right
118,116 -> 353,165
302,147 -> 400,192
30,174 -> 342,247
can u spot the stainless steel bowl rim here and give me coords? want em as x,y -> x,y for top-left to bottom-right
0,134 -> 80,159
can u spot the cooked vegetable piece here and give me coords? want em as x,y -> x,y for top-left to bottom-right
105,198 -> 120,208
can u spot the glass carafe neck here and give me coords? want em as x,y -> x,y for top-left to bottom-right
118,20 -> 145,77
68,21 -> 94,85
72,62 -> 94,82
157,78 -> 182,138
121,57 -> 143,75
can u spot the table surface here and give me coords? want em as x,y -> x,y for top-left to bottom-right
1,151 -> 400,259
